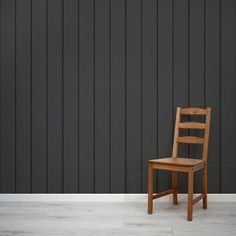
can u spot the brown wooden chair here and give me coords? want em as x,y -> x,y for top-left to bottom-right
148,107 -> 211,221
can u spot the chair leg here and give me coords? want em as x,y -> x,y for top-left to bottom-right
203,166 -> 207,209
148,163 -> 153,214
187,170 -> 193,221
172,171 -> 178,205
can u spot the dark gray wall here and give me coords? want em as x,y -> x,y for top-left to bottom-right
0,0 -> 235,193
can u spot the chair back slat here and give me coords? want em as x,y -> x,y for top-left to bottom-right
172,107 -> 211,162
177,136 -> 204,144
178,122 -> 205,129
180,108 -> 207,115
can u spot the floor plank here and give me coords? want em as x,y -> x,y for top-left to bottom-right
0,201 -> 235,235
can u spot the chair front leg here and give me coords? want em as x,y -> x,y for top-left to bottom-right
202,166 -> 207,209
148,162 -> 153,214
187,170 -> 193,221
172,171 -> 178,204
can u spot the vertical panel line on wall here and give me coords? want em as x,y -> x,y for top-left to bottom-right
30,0 -> 33,193
77,0 -> 80,193
234,0 -> 236,190
109,0 -> 111,194
156,0 -> 159,192
172,0 -> 174,132
187,0 -> 190,156
93,0 -> 95,193
219,0 -> 222,193
15,0 -> 17,193
188,0 -> 190,107
0,0 -> 1,193
124,0 -> 127,194
62,0 -> 64,193
140,0 -> 143,193
45,0 -> 49,193
204,0 -> 206,107
235,0 -> 236,191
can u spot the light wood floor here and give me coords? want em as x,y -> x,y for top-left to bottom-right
0,200 -> 236,236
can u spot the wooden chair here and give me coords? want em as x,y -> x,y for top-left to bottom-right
147,107 -> 211,221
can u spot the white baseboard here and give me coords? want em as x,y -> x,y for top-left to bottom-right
0,194 -> 235,202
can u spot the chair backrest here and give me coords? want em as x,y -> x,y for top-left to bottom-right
172,107 -> 211,163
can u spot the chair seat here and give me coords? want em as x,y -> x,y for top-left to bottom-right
149,157 -> 203,167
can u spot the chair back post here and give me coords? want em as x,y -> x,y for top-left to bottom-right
172,107 -> 181,158
202,107 -> 211,163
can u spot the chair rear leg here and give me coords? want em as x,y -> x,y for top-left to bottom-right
172,171 -> 178,205
148,163 -> 153,214
187,170 -> 193,221
203,166 -> 207,209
